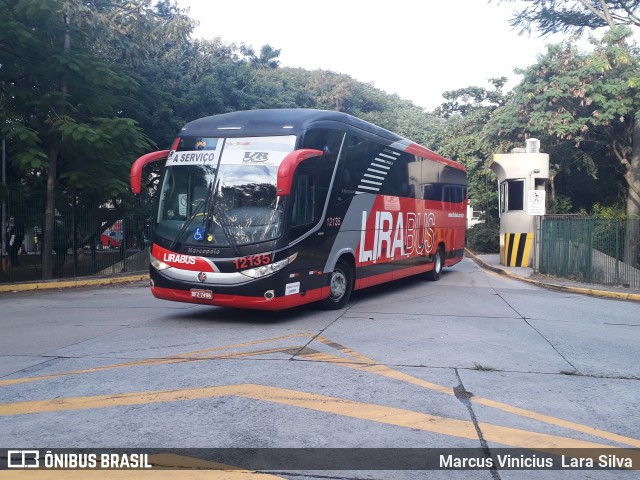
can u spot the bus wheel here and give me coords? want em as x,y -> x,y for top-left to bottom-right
426,246 -> 444,281
320,260 -> 353,310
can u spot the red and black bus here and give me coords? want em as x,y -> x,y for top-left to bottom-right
130,109 -> 467,310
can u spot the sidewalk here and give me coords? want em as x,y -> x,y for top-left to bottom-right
0,272 -> 148,293
465,249 -> 640,302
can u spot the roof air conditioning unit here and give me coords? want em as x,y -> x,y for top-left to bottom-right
526,138 -> 540,153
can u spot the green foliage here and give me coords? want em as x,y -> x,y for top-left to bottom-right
552,195 -> 573,214
467,223 -> 500,254
9,0 -> 638,272
485,7 -> 640,266
486,28 -> 638,211
493,0 -> 640,36
3,0 -> 635,229
2,0 -> 449,204
1,0 -> 156,197
579,202 -> 627,220
1,0 -> 166,278
430,79 -> 508,226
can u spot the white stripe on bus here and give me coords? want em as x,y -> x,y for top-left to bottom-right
374,158 -> 394,165
371,163 -> 390,170
364,173 -> 385,180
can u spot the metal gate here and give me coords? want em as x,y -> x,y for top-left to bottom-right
539,216 -> 639,289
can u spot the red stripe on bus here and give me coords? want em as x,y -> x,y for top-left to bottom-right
405,143 -> 467,171
151,286 -> 325,311
355,264 -> 432,290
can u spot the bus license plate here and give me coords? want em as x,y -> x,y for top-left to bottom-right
190,289 -> 213,300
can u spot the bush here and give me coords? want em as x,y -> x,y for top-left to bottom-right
467,222 -> 499,253
578,202 -> 626,220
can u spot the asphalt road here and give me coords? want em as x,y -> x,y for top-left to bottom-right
1,258 -> 639,479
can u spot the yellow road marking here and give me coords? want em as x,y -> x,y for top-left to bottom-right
306,338 -> 640,448
3,333 -> 639,450
0,454 -> 287,478
0,348 -> 296,387
2,382 -> 640,463
470,396 -> 640,448
0,333 -> 312,387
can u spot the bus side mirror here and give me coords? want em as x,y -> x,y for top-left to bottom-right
130,150 -> 170,194
276,149 -> 323,196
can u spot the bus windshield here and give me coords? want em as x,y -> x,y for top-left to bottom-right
156,135 -> 297,248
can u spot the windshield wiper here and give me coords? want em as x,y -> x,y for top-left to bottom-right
200,179 -> 242,257
203,178 -> 219,239
214,202 -> 242,257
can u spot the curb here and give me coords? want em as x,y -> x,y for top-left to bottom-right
0,274 -> 149,294
464,249 -> 640,303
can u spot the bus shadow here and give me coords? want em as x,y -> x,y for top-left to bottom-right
161,302 -> 321,325
349,274 -> 440,304
160,274 -> 448,324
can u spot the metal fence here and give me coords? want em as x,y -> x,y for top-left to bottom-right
539,215 -> 640,289
1,190 -> 153,284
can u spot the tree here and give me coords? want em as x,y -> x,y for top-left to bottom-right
434,79 -> 510,225
496,0 -> 640,267
86,0 -> 197,148
488,29 -> 640,266
0,0 -> 155,279
495,0 -> 640,36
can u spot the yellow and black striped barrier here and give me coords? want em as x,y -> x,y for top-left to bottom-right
501,233 -> 533,267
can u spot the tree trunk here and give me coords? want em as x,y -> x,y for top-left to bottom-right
41,11 -> 71,280
624,118 -> 640,268
42,145 -> 58,279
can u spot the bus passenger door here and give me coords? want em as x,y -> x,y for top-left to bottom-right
287,162 -> 333,295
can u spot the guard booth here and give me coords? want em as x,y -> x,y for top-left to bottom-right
490,139 -> 549,268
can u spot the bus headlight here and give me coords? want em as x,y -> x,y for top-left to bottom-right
150,252 -> 171,271
241,253 -> 297,279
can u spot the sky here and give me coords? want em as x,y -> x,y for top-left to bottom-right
176,0 -> 566,110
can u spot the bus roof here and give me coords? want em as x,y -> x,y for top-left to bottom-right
180,109 -> 464,171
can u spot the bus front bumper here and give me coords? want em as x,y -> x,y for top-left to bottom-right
150,285 -> 324,311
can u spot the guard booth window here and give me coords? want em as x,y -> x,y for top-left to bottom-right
500,179 -> 524,213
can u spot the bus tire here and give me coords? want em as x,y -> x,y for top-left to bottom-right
426,246 -> 444,281
320,260 -> 353,310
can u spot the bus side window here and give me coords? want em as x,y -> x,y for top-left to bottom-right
380,152 -> 415,198
291,172 -> 315,227
301,128 -> 344,158
336,136 -> 417,199
159,170 -> 189,221
423,184 -> 442,201
443,185 -> 453,203
335,134 -> 371,201
301,128 -> 342,208
289,168 -> 319,241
